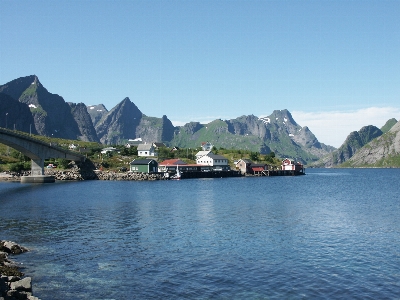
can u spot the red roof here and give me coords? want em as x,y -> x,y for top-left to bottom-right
159,159 -> 187,166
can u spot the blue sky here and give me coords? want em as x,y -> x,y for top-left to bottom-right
1,0 -> 399,147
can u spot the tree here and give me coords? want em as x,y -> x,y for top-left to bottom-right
264,152 -> 276,163
157,147 -> 170,160
9,162 -> 30,172
249,151 -> 259,162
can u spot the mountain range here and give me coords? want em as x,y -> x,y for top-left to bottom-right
312,118 -> 399,167
0,75 -> 99,142
1,75 -> 399,166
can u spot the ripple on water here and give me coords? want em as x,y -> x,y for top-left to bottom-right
0,171 -> 400,299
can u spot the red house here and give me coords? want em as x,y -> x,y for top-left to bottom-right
281,159 -> 304,172
250,163 -> 269,175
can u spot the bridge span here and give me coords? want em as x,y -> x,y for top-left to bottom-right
0,128 -> 85,182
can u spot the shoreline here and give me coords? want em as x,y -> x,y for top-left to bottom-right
0,240 -> 40,300
0,169 -> 165,182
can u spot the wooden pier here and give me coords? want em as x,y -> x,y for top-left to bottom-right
167,169 -> 305,179
252,169 -> 305,176
178,170 -> 242,179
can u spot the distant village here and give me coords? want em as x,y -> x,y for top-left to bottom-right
82,138 -> 305,177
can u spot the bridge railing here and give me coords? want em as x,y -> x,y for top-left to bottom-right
0,127 -> 86,161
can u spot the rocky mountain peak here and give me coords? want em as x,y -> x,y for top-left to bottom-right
87,104 -> 108,127
268,109 -> 298,126
346,119 -> 400,166
95,97 -> 143,144
0,75 -> 99,141
313,124 -> 383,167
381,118 -> 398,133
0,75 -> 38,101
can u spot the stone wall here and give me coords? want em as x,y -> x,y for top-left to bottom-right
0,241 -> 40,300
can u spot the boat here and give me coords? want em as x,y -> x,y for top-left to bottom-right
171,166 -> 181,180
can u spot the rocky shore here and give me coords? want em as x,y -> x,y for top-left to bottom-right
0,172 -> 26,182
0,241 -> 39,300
44,168 -> 165,181
0,160 -> 167,182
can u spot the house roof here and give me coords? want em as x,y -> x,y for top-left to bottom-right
126,141 -> 141,145
251,164 -> 268,167
102,147 -> 117,151
237,159 -> 253,164
153,142 -> 166,148
207,153 -> 228,160
282,159 -> 303,166
130,159 -> 157,165
137,144 -> 153,151
195,150 -> 211,157
159,159 -> 187,166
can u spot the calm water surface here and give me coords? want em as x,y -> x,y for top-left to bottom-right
1,169 -> 399,299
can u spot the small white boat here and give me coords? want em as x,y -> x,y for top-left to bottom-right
171,166 -> 181,180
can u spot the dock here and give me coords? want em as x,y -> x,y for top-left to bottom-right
177,170 -> 242,179
251,169 -> 306,176
166,169 -> 305,179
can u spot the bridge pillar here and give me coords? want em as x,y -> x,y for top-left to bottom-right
20,157 -> 55,183
31,158 -> 45,175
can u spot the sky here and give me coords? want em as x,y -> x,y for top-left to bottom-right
1,0 -> 399,148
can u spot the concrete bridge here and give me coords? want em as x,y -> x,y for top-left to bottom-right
0,128 -> 85,182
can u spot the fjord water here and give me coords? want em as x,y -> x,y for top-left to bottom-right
1,169 -> 399,299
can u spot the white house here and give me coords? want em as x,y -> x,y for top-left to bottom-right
195,150 -> 211,160
125,138 -> 142,148
196,153 -> 229,170
201,142 -> 213,151
101,147 -> 118,154
281,158 -> 304,172
137,144 -> 157,157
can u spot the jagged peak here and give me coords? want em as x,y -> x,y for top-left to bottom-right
87,103 -> 108,110
270,109 -> 296,123
381,118 -> 398,133
389,119 -> 400,133
31,75 -> 40,86
110,97 -> 140,113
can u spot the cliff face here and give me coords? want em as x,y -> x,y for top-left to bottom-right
1,76 -> 340,165
69,103 -> 100,142
313,125 -> 383,167
94,97 -> 177,145
227,115 -> 270,138
346,120 -> 400,167
87,104 -> 108,127
169,109 -> 335,164
0,75 -> 98,141
0,93 -> 37,134
381,118 -> 397,133
95,97 -> 143,144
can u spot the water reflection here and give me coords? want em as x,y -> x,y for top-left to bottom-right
0,170 -> 399,299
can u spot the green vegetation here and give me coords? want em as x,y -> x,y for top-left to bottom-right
381,118 -> 398,134
3,128 -> 399,172
169,118 -> 321,165
340,153 -> 400,168
30,105 -> 48,117
20,83 -> 37,98
0,132 -> 284,173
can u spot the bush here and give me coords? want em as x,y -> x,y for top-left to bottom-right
9,162 -> 30,173
57,159 -> 70,169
